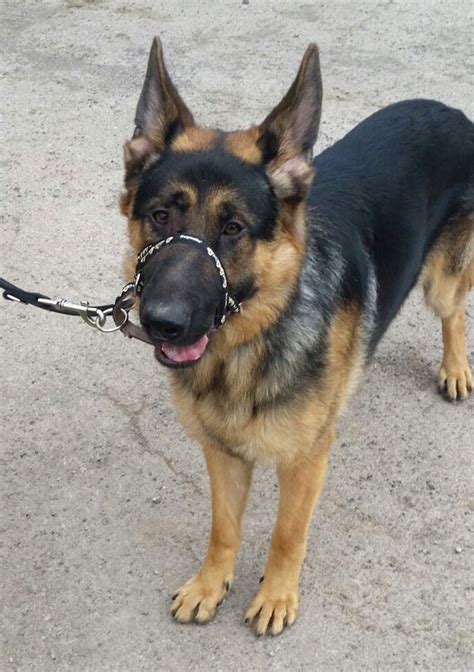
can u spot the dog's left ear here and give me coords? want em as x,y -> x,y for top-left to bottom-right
258,44 -> 322,201
124,37 -> 195,174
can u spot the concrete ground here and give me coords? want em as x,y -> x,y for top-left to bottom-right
1,1 -> 473,670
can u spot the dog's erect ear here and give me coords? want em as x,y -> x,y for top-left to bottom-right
134,37 -> 194,142
258,44 -> 322,201
123,38 -> 195,175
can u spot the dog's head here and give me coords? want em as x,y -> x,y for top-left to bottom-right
120,38 -> 322,368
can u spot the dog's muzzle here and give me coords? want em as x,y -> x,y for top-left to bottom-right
135,234 -> 241,328
113,234 -> 241,347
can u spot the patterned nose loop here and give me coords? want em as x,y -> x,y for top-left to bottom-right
135,234 -> 241,328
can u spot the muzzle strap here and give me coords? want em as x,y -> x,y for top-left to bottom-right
134,234 -> 241,328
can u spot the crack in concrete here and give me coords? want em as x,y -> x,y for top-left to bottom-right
79,383 -> 202,497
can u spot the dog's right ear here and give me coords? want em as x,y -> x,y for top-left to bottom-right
123,38 -> 195,174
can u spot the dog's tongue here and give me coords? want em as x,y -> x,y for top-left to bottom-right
161,334 -> 209,363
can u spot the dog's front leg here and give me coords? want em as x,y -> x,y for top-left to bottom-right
171,444 -> 253,624
245,427 -> 334,636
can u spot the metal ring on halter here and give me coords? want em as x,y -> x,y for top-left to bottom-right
81,306 -> 129,333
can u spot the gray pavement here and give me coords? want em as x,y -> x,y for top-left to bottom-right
1,1 -> 473,670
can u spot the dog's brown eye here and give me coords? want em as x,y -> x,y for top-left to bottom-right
152,209 -> 169,225
223,221 -> 244,236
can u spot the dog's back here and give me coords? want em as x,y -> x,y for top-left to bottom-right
309,99 -> 474,348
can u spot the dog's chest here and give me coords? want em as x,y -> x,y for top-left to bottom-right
170,352 -> 321,463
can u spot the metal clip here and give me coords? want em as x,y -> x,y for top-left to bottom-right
35,297 -> 128,333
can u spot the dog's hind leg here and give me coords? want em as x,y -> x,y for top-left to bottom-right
171,445 -> 253,624
422,212 -> 474,400
439,303 -> 473,400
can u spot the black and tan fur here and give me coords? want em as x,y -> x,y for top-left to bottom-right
120,38 -> 474,635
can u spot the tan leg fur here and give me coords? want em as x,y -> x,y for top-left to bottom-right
171,445 -> 253,623
439,307 -> 473,400
244,427 -> 334,635
422,215 -> 474,401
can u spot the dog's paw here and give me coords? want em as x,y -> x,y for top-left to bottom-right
170,570 -> 232,624
244,581 -> 298,636
438,361 -> 473,401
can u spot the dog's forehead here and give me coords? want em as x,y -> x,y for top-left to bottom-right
170,127 -> 263,164
137,146 -> 271,208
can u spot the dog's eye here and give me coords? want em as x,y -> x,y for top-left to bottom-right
223,221 -> 244,236
151,209 -> 169,225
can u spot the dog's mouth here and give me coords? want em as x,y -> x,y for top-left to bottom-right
154,333 -> 210,369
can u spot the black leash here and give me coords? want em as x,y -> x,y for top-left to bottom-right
0,233 -> 241,343
0,274 -> 135,334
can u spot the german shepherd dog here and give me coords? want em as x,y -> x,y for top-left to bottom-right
120,38 -> 473,635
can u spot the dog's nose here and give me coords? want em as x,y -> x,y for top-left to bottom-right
140,302 -> 189,341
